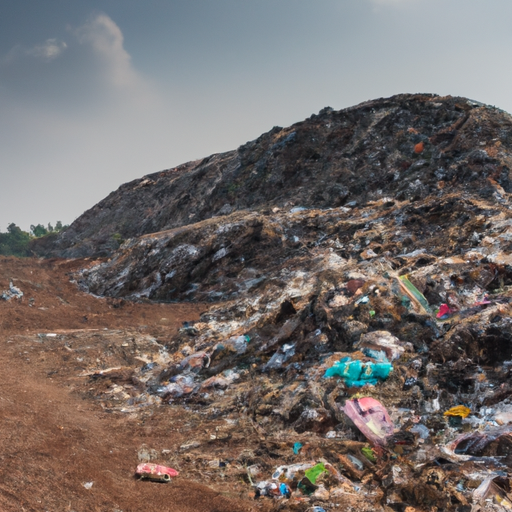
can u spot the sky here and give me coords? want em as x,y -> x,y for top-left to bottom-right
1,0 -> 512,231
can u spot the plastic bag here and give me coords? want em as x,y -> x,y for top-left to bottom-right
343,397 -> 394,445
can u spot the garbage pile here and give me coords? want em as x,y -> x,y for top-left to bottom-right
62,94 -> 512,510
71,230 -> 512,510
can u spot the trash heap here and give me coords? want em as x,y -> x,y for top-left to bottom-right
71,224 -> 512,510
63,93 -> 512,510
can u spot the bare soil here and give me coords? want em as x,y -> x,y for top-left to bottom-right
0,257 -> 255,512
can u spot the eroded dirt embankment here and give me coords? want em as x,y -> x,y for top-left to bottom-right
0,257 -> 254,512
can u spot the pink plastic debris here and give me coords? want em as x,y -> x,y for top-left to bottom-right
136,463 -> 179,482
342,397 -> 394,446
472,294 -> 491,307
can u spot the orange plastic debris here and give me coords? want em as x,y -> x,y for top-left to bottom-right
443,405 -> 471,418
414,141 -> 424,154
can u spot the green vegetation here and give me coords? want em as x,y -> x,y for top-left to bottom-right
0,221 -> 68,257
30,221 -> 65,238
112,232 -> 125,246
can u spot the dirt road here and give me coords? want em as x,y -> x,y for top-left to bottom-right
0,257 -> 253,512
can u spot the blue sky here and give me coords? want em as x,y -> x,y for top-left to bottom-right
2,0 -> 512,230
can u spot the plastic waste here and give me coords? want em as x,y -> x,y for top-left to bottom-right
1,281 -> 23,301
136,463 -> 179,482
255,480 -> 291,499
272,462 -> 316,482
472,293 -> 492,307
324,357 -> 392,387
442,425 -> 512,462
221,335 -> 250,355
264,343 -> 296,371
410,424 -> 430,440
199,370 -> 240,390
158,374 -> 196,398
436,303 -> 454,319
398,275 -> 431,314
355,295 -> 370,305
346,454 -> 365,471
343,397 -> 394,446
473,476 -> 512,508
361,446 -> 376,462
356,331 -> 405,361
279,482 -> 291,498
304,463 -> 328,484
443,405 -> 471,418
293,442 -> 303,455
179,351 -> 210,372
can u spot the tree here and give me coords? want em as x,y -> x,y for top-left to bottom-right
30,224 -> 48,237
0,223 -> 30,256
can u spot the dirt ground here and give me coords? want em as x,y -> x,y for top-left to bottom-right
0,257 -> 256,512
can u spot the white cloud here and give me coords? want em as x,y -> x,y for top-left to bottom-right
3,38 -> 67,65
74,13 -> 139,89
26,39 -> 67,61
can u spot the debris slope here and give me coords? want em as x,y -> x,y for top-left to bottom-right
27,94 -> 512,510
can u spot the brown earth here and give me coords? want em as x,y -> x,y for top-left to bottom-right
0,257 -> 255,512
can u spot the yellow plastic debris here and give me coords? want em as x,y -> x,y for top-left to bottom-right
443,405 -> 471,418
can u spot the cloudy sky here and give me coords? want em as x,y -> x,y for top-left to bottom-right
1,0 -> 512,231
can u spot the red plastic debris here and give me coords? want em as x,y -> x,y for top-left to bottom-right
136,463 -> 179,482
436,303 -> 453,319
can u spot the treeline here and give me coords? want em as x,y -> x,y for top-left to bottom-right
0,222 -> 68,257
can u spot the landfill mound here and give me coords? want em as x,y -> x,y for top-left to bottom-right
40,93 -> 512,258
13,93 -> 512,510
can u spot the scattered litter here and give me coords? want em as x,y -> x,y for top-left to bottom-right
443,405 -> 471,419
34,94 -> 512,510
1,281 -> 23,301
83,482 -> 93,490
37,333 -> 58,339
135,463 -> 179,483
442,425 -> 512,462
